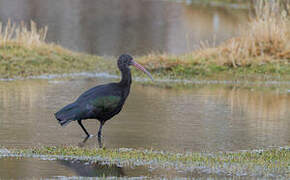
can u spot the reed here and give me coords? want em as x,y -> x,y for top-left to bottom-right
0,20 -> 47,47
139,0 -> 290,75
209,0 -> 290,66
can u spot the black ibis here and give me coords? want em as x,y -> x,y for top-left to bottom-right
55,54 -> 153,139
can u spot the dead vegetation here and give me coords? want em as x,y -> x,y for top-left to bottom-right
209,0 -> 290,66
0,20 -> 47,47
139,0 -> 290,72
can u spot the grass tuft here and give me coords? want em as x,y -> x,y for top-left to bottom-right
211,0 -> 290,66
0,20 -> 47,47
138,1 -> 290,78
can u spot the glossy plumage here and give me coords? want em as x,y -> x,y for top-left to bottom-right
55,54 -> 152,138
56,84 -> 125,125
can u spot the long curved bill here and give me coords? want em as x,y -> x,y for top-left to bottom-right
132,60 -> 154,81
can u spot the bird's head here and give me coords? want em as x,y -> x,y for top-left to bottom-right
118,54 -> 153,81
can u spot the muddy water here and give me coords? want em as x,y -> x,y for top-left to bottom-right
0,157 -> 240,179
0,157 -> 146,179
0,0 -> 249,56
0,78 -> 289,151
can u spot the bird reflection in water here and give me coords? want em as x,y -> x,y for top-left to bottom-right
58,159 -> 125,177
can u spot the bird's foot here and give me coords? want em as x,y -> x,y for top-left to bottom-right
97,137 -> 104,148
82,134 -> 93,138
97,134 -> 104,138
97,132 -> 103,138
78,135 -> 92,147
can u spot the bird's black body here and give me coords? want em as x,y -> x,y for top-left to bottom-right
56,82 -> 130,126
55,54 -> 139,138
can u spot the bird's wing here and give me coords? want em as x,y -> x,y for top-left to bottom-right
77,83 -> 120,101
76,83 -> 123,115
89,95 -> 121,111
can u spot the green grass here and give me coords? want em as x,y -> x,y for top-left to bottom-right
135,54 -> 290,81
187,0 -> 252,9
0,43 -> 289,81
1,146 -> 289,177
0,43 -> 116,78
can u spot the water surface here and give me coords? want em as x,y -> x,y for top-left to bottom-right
0,0 -> 249,56
0,78 -> 289,152
0,156 -> 242,179
0,157 -> 144,179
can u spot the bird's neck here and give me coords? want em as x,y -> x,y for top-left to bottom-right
119,67 -> 132,87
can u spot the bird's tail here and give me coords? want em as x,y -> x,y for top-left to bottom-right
55,103 -> 79,126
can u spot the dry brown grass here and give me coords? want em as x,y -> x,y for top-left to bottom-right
195,0 -> 290,67
138,0 -> 290,73
0,20 -> 78,55
0,20 -> 47,47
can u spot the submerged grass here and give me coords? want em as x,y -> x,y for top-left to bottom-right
1,146 -> 289,177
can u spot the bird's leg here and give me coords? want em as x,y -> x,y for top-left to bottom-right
97,121 -> 105,139
82,136 -> 90,143
78,136 -> 90,147
97,135 -> 103,148
77,120 -> 90,137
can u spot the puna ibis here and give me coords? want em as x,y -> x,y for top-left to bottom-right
55,54 -> 153,139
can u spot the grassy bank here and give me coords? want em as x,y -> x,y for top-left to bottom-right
137,1 -> 290,80
187,0 -> 252,9
0,21 -> 115,79
0,1 -> 289,81
1,146 -> 289,178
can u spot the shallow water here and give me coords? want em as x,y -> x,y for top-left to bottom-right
0,78 -> 289,152
0,157 -> 145,179
0,156 -> 247,179
0,0 -> 249,56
